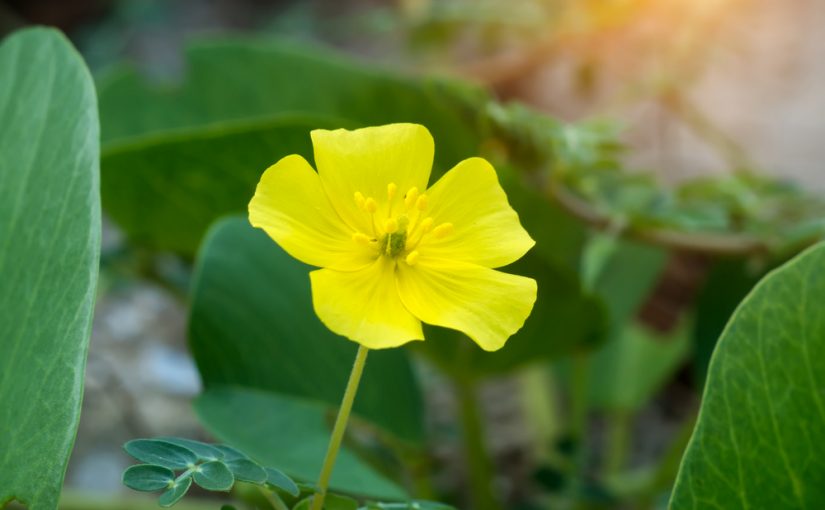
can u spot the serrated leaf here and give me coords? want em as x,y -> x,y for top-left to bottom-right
193,460 -> 234,491
670,241 -> 825,508
122,464 -> 175,492
266,467 -> 300,497
0,27 -> 101,509
124,439 -> 198,470
158,476 -> 193,507
158,437 -> 224,461
226,458 -> 267,484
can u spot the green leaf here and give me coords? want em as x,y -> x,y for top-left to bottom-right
122,465 -> 175,492
158,476 -> 193,507
192,460 -> 234,492
360,502 -> 455,510
213,444 -> 248,461
0,28 -> 101,509
124,439 -> 198,470
157,437 -> 224,462
325,494 -> 359,510
98,37 -> 484,255
225,458 -> 268,485
189,217 -> 424,442
293,497 -> 313,510
195,387 -> 407,500
101,114 -> 347,253
587,323 -> 691,411
265,467 -> 300,497
670,242 -> 825,509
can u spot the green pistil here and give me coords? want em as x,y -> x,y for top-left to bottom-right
380,231 -> 407,258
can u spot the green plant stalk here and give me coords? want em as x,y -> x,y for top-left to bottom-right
260,487 -> 290,510
568,353 -> 591,510
454,374 -> 501,510
310,345 -> 369,510
604,408 -> 632,477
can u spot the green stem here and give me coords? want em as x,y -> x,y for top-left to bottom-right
604,409 -> 632,478
260,487 -> 290,510
454,374 -> 501,510
311,345 -> 369,510
568,353 -> 592,510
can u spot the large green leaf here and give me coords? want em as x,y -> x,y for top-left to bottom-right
670,242 -> 825,509
189,217 -> 423,443
101,114 -> 348,253
0,28 -> 100,509
98,37 -> 485,255
196,387 -> 407,500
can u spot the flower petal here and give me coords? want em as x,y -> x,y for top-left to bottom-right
312,124 -> 434,231
249,154 -> 372,271
396,260 -> 537,351
418,157 -> 534,268
310,258 -> 424,348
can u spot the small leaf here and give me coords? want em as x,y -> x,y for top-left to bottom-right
325,493 -> 358,510
293,497 -> 313,510
122,464 -> 174,492
226,458 -> 267,484
124,439 -> 198,470
360,502 -> 456,510
158,476 -> 193,507
266,467 -> 300,496
158,437 -> 224,461
214,444 -> 248,461
193,460 -> 234,491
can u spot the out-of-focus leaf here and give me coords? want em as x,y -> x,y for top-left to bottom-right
101,115 -> 346,254
0,27 -> 101,509
124,439 -> 198,470
121,465 -> 175,492
192,461 -> 234,491
691,259 -> 766,385
587,323 -> 691,410
196,387 -> 407,500
266,467 -> 300,497
670,242 -> 825,509
189,217 -> 424,443
158,476 -> 193,508
97,37 -> 486,255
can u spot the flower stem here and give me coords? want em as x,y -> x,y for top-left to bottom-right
311,345 -> 369,510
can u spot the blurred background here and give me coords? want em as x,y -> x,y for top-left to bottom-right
2,0 -> 823,509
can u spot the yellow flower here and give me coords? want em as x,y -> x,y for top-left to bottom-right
248,123 -> 537,351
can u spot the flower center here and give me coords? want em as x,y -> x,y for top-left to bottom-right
351,183 -> 453,265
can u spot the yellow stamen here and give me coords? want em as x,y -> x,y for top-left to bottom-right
433,222 -> 453,238
419,217 -> 433,233
364,197 -> 378,213
416,194 -> 428,211
352,233 -> 371,245
404,187 -> 419,209
354,191 -> 365,210
384,218 -> 399,234
387,182 -> 398,201
405,250 -> 420,266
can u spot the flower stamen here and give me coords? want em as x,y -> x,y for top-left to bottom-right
415,194 -> 428,211
405,250 -> 420,266
352,232 -> 372,245
433,222 -> 453,238
404,187 -> 419,209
